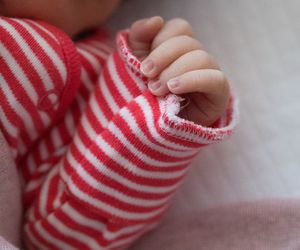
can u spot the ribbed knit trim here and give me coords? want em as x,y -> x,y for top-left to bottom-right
35,20 -> 81,122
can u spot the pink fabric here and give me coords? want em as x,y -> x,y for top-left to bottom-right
0,131 -> 22,248
1,130 -> 300,249
0,237 -> 18,250
131,200 -> 300,250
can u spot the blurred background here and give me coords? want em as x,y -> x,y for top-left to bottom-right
108,1 -> 300,246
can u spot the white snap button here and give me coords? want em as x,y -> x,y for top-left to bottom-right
38,89 -> 60,111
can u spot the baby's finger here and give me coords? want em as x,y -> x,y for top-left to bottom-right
129,16 -> 164,59
151,18 -> 195,49
141,36 -> 202,78
148,50 -> 219,96
167,69 -> 230,100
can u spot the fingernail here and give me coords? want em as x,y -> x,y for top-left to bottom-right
148,80 -> 161,91
167,78 -> 180,89
146,16 -> 156,25
141,59 -> 155,75
146,16 -> 161,25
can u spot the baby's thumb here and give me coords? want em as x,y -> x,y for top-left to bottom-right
129,16 -> 164,60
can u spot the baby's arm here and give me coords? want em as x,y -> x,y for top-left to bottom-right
23,20 -> 238,250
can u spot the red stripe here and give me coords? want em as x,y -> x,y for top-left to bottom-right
144,91 -> 206,148
77,43 -> 107,65
127,92 -> 193,152
68,140 -> 186,187
104,123 -> 191,172
40,217 -> 90,249
45,172 -> 60,215
25,19 -> 65,63
114,105 -> 196,166
9,19 -> 65,91
67,162 -> 176,213
114,51 -> 145,97
102,59 -> 127,107
55,206 -> 110,247
25,223 -> 60,250
65,177 -> 167,224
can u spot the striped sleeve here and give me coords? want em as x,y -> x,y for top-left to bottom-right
24,30 -> 238,249
0,17 -> 81,160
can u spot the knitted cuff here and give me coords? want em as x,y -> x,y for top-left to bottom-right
116,30 -> 239,146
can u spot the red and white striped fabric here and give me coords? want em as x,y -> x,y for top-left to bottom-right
0,16 -> 238,250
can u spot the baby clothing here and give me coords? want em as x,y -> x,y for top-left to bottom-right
0,16 -> 238,250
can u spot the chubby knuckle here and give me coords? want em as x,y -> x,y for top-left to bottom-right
192,71 -> 204,86
157,41 -> 171,56
192,50 -> 212,62
215,71 -> 229,94
170,18 -> 193,32
167,65 -> 181,79
160,64 -> 179,81
178,34 -> 193,42
175,35 -> 201,47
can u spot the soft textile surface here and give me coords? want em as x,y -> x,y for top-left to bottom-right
0,132 -> 22,247
131,200 -> 300,250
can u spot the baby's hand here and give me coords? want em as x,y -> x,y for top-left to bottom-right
129,17 -> 230,127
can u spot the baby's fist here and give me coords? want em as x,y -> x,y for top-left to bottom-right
129,17 -> 230,127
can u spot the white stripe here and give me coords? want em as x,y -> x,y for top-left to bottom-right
27,19 -> 59,43
135,95 -> 200,151
77,48 -> 102,73
63,203 -> 145,241
64,112 -> 76,138
66,132 -> 183,194
35,221 -> 76,250
10,146 -> 17,160
26,204 -> 36,223
13,19 -> 67,83
62,171 -> 168,221
107,229 -> 144,250
118,108 -> 198,158
125,61 -> 147,93
0,73 -> 38,140
50,127 -> 62,149
38,166 -> 58,217
0,99 -> 18,139
89,93 -> 109,128
77,43 -> 108,60
25,177 -> 44,193
53,176 -> 64,209
76,93 -> 88,114
63,203 -> 105,231
24,225 -> 52,250
81,67 -> 96,93
67,152 -> 172,207
80,117 -> 188,178
108,56 -> 133,102
99,73 -> 119,113
26,154 -> 37,174
47,214 -> 101,249
17,137 -> 27,156
0,36 -> 40,103
103,224 -> 145,241
107,122 -> 192,167
38,140 -> 48,160
2,20 -> 56,91
38,162 -> 53,173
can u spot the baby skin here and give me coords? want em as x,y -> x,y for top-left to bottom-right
0,0 -> 237,249
1,0 -> 229,127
